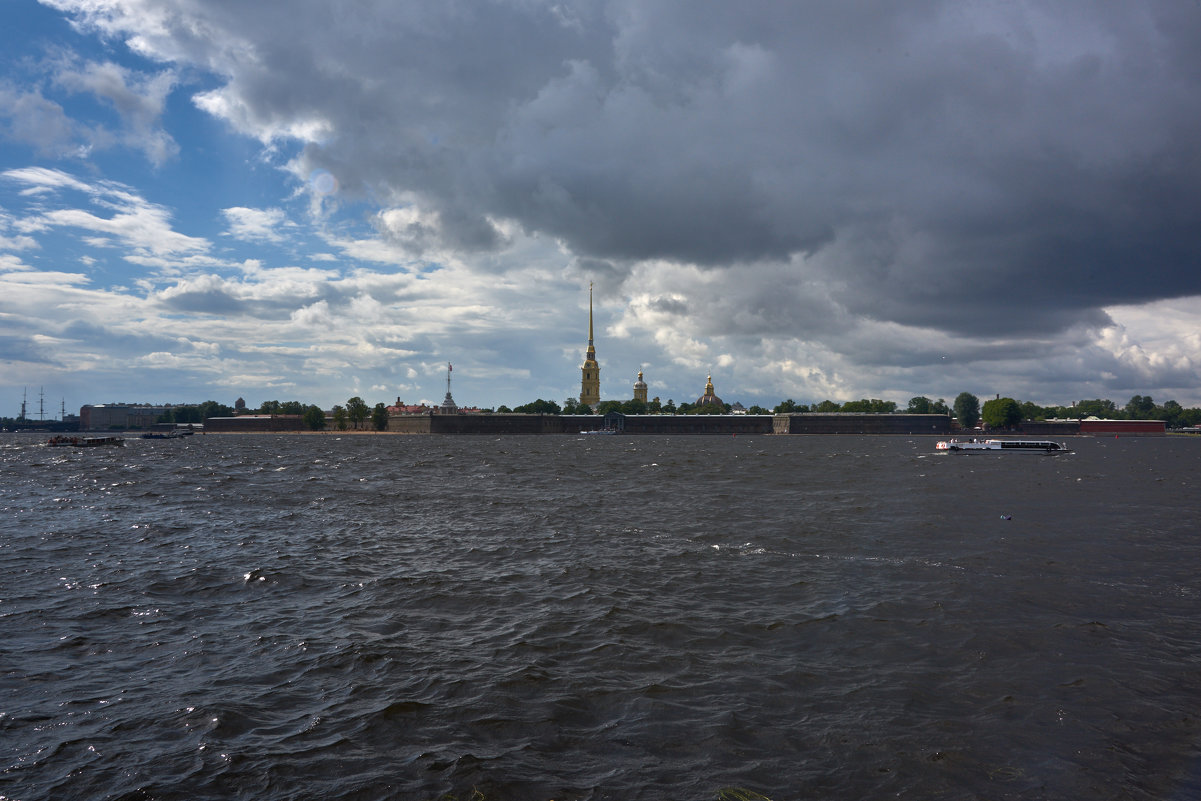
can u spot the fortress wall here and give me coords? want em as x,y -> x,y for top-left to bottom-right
388,413 -> 957,435
428,414 -> 567,434
388,415 -> 434,434
773,413 -> 954,435
619,415 -> 774,434
1019,420 -> 1082,436
204,415 -> 305,432
1079,419 -> 1166,435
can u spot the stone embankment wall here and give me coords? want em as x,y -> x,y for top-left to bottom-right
204,415 -> 305,432
388,412 -> 950,435
1021,419 -> 1166,436
389,414 -> 566,434
620,415 -> 774,434
772,413 -> 954,435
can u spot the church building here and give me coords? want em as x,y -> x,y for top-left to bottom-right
633,370 -> 648,403
696,374 -> 724,409
579,283 -> 601,409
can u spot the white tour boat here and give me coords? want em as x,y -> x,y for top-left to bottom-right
936,438 -> 1069,453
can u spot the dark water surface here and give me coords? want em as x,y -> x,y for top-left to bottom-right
2,432 -> 1200,800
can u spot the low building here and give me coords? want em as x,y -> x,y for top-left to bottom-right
81,403 -> 176,431
203,415 -> 305,432
1021,418 -> 1166,436
1079,418 -> 1165,436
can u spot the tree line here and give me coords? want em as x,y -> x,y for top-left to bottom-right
764,392 -> 1201,429
142,390 -> 1201,433
495,391 -> 1201,430
970,394 -> 1201,430
155,397 -> 391,431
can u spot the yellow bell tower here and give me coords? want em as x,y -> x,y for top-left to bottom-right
580,283 -> 601,409
633,369 -> 648,403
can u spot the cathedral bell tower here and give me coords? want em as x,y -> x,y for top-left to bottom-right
580,283 -> 601,409
633,370 -> 648,403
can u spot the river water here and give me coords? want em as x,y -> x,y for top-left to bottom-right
2,432 -> 1199,800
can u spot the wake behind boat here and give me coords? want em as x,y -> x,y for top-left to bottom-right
936,438 -> 1069,453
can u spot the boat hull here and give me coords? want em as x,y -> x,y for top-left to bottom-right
936,438 -> 1068,453
47,436 -> 125,447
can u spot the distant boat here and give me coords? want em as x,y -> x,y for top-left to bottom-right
579,428 -> 617,435
141,431 -> 183,439
936,438 -> 1069,453
47,435 -> 124,448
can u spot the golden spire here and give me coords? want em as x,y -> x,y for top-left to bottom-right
580,281 -> 600,408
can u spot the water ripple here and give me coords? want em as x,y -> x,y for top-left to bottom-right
2,433 -> 1200,799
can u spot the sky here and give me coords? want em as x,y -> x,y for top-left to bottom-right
2,0 -> 1201,416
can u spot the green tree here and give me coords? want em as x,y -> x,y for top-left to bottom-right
981,397 -> 1021,429
620,399 -> 648,414
662,399 -> 677,414
841,398 -> 895,414
260,400 -> 282,414
747,405 -> 769,414
514,398 -> 562,414
595,400 -> 624,415
813,399 -> 840,413
647,397 -> 662,414
173,406 -> 202,424
371,402 -> 389,431
496,405 -> 512,413
774,398 -> 800,413
1075,398 -> 1118,418
953,392 -> 980,428
346,396 -> 369,429
1125,395 -> 1156,419
280,400 -> 305,415
676,401 -> 694,414
1018,400 -> 1045,421
1178,406 -> 1201,428
303,405 -> 326,431
332,404 -> 347,430
562,397 -> 583,414
197,400 -> 234,420
907,396 -> 933,414
1159,399 -> 1184,428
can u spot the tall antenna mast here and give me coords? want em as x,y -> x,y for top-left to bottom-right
19,387 -> 27,421
39,386 -> 45,421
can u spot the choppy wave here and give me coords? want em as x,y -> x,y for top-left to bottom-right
2,432 -> 1200,800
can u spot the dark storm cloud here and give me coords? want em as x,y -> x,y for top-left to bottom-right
51,0 -> 1201,399
172,0 -> 1198,336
